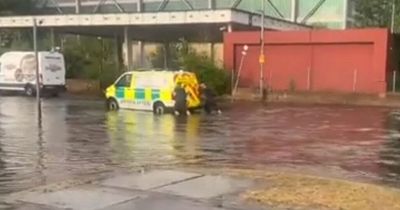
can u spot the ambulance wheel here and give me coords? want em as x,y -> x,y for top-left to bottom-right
107,98 -> 119,111
153,102 -> 165,115
24,85 -> 35,97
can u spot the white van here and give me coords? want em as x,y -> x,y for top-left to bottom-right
0,51 -> 66,96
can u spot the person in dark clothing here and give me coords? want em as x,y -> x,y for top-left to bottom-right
173,83 -> 190,116
200,83 -> 221,114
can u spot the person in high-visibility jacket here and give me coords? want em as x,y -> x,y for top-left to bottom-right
173,83 -> 191,116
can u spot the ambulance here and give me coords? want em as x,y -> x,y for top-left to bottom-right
105,70 -> 201,114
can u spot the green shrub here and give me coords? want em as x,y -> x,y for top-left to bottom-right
150,40 -> 230,95
62,36 -> 122,89
181,52 -> 229,95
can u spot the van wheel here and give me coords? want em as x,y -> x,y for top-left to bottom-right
25,85 -> 35,97
107,98 -> 119,111
153,102 -> 165,115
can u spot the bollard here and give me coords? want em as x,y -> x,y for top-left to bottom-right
393,70 -> 397,93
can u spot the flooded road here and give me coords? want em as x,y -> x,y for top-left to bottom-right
1,97 -> 400,195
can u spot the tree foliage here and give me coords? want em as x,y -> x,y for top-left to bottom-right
0,0 -> 36,15
353,0 -> 398,30
0,0 -> 37,51
63,36 -> 122,88
181,51 -> 230,95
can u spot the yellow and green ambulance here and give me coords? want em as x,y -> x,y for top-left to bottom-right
105,70 -> 201,114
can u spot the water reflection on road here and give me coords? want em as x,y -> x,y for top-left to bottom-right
1,97 -> 400,195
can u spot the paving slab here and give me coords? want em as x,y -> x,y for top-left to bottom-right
101,170 -> 202,191
156,175 -> 252,199
18,186 -> 138,210
12,203 -> 62,210
0,204 -> 10,209
101,193 -> 226,210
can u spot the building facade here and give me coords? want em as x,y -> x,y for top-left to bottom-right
238,0 -> 353,29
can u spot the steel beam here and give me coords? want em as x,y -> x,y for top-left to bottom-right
111,0 -> 125,13
208,0 -> 215,9
158,0 -> 169,11
182,0 -> 194,10
137,0 -> 143,12
267,0 -> 285,19
301,0 -> 326,24
290,0 -> 298,22
93,0 -> 125,13
48,0 -> 64,14
93,0 -> 106,13
343,0 -> 349,29
231,0 -> 242,9
138,41 -> 145,67
124,27 -> 133,71
50,27 -> 55,48
227,23 -> 233,33
75,0 -> 81,14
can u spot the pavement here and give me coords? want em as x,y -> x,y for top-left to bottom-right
5,169 -> 267,210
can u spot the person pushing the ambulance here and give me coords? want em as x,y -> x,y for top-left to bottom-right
199,83 -> 221,115
173,83 -> 191,116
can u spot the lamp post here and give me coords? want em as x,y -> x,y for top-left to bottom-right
33,18 -> 42,123
259,0 -> 266,100
98,36 -> 105,88
391,0 -> 396,33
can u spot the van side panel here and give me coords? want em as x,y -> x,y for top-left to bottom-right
145,88 -> 152,101
160,90 -> 172,101
125,88 -> 135,100
152,90 -> 161,100
135,89 -> 145,100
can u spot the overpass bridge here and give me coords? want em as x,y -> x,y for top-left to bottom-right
0,0 -> 310,69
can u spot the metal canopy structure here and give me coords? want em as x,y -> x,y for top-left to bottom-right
0,0 -> 317,44
40,0 -> 336,23
0,9 -> 309,42
36,0 -> 350,28
0,0 -> 322,69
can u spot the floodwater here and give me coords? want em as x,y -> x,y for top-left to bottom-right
1,97 -> 400,195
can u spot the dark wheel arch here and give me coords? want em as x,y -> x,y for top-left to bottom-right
153,101 -> 166,115
24,84 -> 35,97
106,97 -> 119,111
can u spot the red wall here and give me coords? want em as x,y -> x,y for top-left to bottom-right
224,29 -> 390,94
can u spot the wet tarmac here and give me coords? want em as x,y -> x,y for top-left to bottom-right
1,96 -> 400,195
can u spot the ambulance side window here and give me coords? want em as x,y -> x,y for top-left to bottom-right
116,74 -> 132,87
